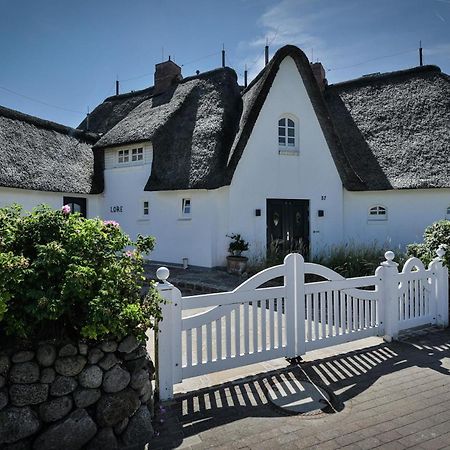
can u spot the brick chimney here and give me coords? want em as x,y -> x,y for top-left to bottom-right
311,62 -> 327,92
154,58 -> 182,95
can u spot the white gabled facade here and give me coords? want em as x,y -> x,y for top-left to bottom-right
227,56 -> 344,262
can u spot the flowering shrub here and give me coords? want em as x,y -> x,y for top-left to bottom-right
0,204 -> 161,341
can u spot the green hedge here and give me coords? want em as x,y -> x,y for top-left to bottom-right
0,204 -> 162,341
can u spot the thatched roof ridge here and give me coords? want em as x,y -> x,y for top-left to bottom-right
0,105 -> 103,194
78,86 -> 154,135
324,65 -> 450,190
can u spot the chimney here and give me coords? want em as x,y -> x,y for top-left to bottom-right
310,62 -> 327,92
154,59 -> 182,95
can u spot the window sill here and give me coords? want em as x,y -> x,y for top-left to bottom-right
137,218 -> 150,222
178,217 -> 192,221
278,149 -> 299,156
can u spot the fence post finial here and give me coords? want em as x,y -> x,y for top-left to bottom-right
436,244 -> 447,260
156,266 -> 170,283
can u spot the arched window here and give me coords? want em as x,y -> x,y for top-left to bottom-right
278,117 -> 296,148
368,205 -> 387,221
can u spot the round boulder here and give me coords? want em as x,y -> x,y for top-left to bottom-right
9,362 -> 39,384
130,368 -> 149,391
33,409 -> 97,450
73,388 -> 101,408
0,390 -> 8,410
103,365 -> 130,393
79,365 -> 102,389
9,384 -> 48,407
0,355 -> 10,376
36,345 -> 56,367
40,368 -> 56,384
98,353 -> 118,371
100,341 -> 118,353
118,335 -> 139,354
50,376 -> 77,397
96,388 -> 140,427
0,407 -> 40,445
58,344 -> 78,357
55,356 -> 86,377
11,351 -> 34,364
86,427 -> 118,450
122,405 -> 154,448
87,348 -> 104,365
39,396 -> 73,422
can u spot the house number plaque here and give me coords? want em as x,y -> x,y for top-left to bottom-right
110,206 -> 123,213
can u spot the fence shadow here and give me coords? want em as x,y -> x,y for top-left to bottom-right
151,328 -> 450,449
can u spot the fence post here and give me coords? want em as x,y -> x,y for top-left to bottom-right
284,253 -> 297,358
295,253 -> 306,357
380,251 -> 400,342
156,267 -> 182,401
433,245 -> 449,328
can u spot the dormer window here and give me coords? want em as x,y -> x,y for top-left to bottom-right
278,115 -> 299,155
118,149 -> 129,164
368,205 -> 387,221
132,148 -> 143,162
118,147 -> 144,164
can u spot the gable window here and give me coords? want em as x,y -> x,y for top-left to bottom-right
132,147 -> 143,162
182,198 -> 191,216
63,197 -> 87,218
447,206 -> 450,215
368,205 -> 387,221
279,117 -> 295,147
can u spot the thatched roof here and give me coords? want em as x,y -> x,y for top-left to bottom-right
324,66 -> 450,190
0,106 -> 102,194
94,68 -> 242,191
78,87 -> 154,135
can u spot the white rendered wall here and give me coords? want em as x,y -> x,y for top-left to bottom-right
0,187 -> 102,217
227,56 -> 344,263
344,189 -> 450,251
102,142 -> 228,267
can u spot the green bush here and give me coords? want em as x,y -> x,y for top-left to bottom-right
407,220 -> 450,267
0,204 -> 162,342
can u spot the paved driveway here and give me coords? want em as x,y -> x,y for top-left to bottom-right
151,328 -> 450,450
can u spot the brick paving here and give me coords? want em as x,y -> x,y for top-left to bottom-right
151,328 -> 450,450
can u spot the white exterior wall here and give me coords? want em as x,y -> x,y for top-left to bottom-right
0,187 -> 102,217
102,141 -> 228,267
344,189 -> 450,250
227,56 -> 344,262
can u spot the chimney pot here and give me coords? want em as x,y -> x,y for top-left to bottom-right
311,62 -> 327,92
154,59 -> 182,95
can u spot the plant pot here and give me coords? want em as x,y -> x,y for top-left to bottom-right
227,255 -> 248,275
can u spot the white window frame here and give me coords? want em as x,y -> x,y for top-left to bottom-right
368,205 -> 387,221
118,149 -> 129,164
132,147 -> 144,162
182,198 -> 191,217
278,115 -> 299,155
142,200 -> 150,218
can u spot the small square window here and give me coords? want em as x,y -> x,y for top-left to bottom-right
143,201 -> 149,216
132,148 -> 144,162
118,149 -> 129,163
182,198 -> 191,216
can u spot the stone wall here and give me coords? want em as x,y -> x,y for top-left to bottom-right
0,336 -> 155,449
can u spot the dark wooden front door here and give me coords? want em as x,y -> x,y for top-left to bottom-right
63,197 -> 87,218
266,199 -> 310,258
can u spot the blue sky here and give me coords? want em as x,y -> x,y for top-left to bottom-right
1,0 -> 449,127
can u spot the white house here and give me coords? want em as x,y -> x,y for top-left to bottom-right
1,45 -> 449,267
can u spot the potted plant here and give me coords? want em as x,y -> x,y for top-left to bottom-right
226,233 -> 249,275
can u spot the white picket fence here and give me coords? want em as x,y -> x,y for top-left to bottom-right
156,246 -> 448,400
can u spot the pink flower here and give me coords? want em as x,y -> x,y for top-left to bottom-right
103,220 -> 119,228
125,250 -> 133,258
61,205 -> 71,215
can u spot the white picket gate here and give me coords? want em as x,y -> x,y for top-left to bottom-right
156,246 -> 448,400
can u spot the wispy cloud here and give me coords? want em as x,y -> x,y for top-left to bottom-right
434,10 -> 446,22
